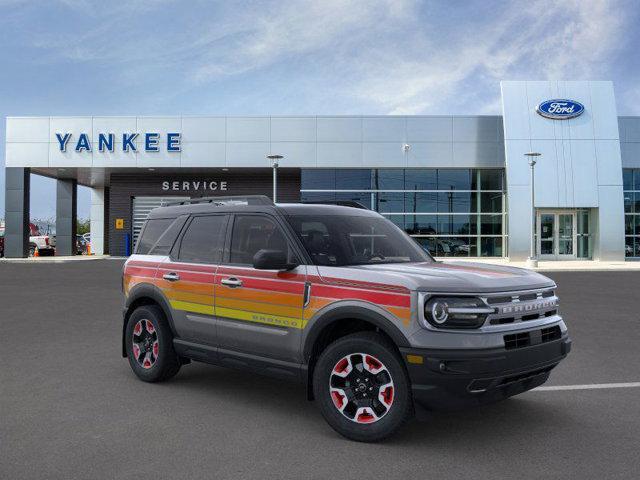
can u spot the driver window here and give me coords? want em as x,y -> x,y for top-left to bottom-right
228,215 -> 295,265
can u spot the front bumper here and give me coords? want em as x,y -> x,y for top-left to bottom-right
400,334 -> 571,411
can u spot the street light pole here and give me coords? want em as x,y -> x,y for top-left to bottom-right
267,154 -> 283,203
525,152 -> 541,268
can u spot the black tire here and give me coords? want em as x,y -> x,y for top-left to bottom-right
125,305 -> 181,382
313,332 -> 413,442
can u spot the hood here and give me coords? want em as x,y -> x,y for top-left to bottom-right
345,261 -> 555,293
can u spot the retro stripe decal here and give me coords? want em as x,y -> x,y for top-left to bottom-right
125,260 -> 413,329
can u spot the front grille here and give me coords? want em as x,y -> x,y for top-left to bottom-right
485,289 -> 558,326
504,325 -> 563,350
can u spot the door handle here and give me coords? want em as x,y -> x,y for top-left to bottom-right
163,272 -> 180,282
221,277 -> 243,288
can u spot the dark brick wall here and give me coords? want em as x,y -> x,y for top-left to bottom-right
108,168 -> 301,256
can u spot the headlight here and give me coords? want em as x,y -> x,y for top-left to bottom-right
423,297 -> 494,329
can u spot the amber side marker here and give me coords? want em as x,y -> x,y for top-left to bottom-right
406,355 -> 424,365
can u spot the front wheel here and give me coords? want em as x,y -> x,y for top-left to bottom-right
125,305 -> 181,382
313,332 -> 413,442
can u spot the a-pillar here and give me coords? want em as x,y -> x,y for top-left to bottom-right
55,179 -> 77,256
4,167 -> 30,258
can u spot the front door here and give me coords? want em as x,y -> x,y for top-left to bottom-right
215,213 -> 307,363
537,211 -> 577,260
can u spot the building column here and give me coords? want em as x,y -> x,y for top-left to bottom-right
4,168 -> 30,258
90,187 -> 105,255
55,179 -> 77,256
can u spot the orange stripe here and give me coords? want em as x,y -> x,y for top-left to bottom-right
164,289 -> 214,306
216,287 -> 303,307
164,280 -> 213,296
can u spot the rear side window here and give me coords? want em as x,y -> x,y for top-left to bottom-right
148,215 -> 188,255
178,215 -> 228,264
136,218 -> 174,255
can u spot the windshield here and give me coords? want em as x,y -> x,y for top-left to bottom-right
286,214 -> 433,266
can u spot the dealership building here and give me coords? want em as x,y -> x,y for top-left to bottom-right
3,80 -> 640,261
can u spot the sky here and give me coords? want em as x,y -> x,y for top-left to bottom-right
1,0 -> 639,220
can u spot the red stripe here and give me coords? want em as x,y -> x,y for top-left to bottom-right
165,270 -> 215,283
307,275 -> 409,294
216,266 -> 304,281
216,276 -> 305,294
312,284 -> 410,308
126,266 -> 158,277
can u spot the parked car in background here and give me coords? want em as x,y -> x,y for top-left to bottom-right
29,223 -> 55,256
0,224 -> 5,257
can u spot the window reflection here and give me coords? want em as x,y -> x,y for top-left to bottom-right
301,168 -> 506,257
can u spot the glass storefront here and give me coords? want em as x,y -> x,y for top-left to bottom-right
301,168 -> 507,257
623,169 -> 640,258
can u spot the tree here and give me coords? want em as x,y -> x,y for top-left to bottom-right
77,218 -> 91,236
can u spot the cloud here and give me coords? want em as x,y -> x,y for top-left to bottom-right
6,0 -> 633,114
348,0 -> 629,114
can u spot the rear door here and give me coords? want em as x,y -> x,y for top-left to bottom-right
215,214 -> 307,363
158,214 -> 229,346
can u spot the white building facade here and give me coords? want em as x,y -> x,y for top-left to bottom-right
3,80 -> 640,260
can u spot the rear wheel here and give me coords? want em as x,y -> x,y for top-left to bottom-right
313,332 -> 412,442
125,305 -> 181,382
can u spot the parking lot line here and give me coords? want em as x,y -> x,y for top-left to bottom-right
534,382 -> 640,391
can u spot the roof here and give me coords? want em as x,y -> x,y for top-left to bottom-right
147,198 -> 381,219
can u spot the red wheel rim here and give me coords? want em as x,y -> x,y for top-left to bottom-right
132,319 -> 159,370
329,353 -> 394,424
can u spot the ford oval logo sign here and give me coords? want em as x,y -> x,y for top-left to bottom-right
536,99 -> 584,120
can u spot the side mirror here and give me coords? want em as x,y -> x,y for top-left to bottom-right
252,249 -> 298,271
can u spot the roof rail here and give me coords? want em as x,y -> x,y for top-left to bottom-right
301,200 -> 369,210
164,195 -> 274,207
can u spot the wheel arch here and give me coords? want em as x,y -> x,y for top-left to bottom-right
122,283 -> 175,357
302,305 -> 410,400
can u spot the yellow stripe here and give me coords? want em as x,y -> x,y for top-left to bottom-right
216,306 -> 304,329
169,300 -> 304,329
216,296 -> 301,319
170,300 -> 214,316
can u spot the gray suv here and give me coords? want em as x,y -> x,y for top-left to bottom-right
122,196 -> 570,441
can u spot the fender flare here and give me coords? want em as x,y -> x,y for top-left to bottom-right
302,304 -> 410,361
122,283 -> 176,356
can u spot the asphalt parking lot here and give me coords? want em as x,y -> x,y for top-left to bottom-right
1,260 -> 639,479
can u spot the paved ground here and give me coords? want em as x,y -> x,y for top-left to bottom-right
1,261 -> 639,479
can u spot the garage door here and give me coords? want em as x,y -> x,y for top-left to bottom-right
132,196 -> 189,247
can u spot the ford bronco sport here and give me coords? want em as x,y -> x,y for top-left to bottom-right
122,195 -> 570,442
